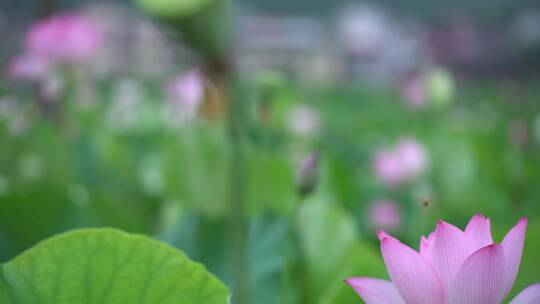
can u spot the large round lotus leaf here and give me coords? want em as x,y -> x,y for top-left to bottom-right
0,228 -> 229,304
136,0 -> 217,19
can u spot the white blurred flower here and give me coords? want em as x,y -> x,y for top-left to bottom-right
19,153 -> 46,181
287,105 -> 320,136
39,72 -> 63,102
138,155 -> 165,196
106,79 -> 145,131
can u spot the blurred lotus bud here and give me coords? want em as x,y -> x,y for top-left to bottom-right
400,75 -> 426,108
164,69 -> 204,119
26,13 -> 103,64
508,119 -> 529,146
425,67 -> 455,106
373,137 -> 429,188
288,105 -> 320,137
367,199 -> 402,231
6,52 -> 50,81
296,152 -> 320,196
373,150 -> 405,187
395,137 -> 429,177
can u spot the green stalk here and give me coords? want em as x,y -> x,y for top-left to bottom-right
227,76 -> 249,304
282,201 -> 308,304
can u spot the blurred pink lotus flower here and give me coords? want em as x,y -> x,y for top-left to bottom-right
373,150 -> 405,187
373,137 -> 429,187
26,13 -> 103,64
6,52 -> 50,81
346,214 -> 540,304
164,69 -> 204,118
367,199 -> 402,231
396,138 -> 428,177
400,75 -> 427,107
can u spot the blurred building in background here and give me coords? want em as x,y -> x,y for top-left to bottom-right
1,0 -> 540,83
83,2 -> 180,78
335,4 -> 424,82
235,11 -> 339,86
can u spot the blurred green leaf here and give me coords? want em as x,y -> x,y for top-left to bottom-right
246,149 -> 296,214
297,195 -> 386,303
163,126 -> 230,216
248,214 -> 289,304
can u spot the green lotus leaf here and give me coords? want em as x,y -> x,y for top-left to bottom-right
0,228 -> 229,304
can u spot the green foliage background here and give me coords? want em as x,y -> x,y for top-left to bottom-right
2,75 -> 540,303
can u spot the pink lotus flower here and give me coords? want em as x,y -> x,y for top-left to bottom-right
346,214 -> 540,303
6,52 -> 50,81
164,69 -> 204,118
373,137 -> 429,187
396,138 -> 428,177
26,13 -> 103,64
367,199 -> 402,231
373,149 -> 405,187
